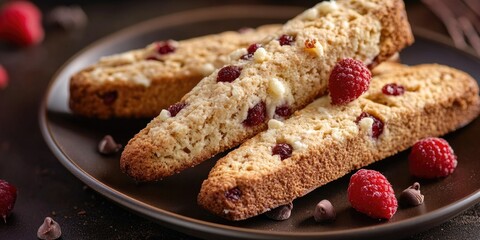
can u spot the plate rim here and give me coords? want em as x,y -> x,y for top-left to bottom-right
39,5 -> 480,240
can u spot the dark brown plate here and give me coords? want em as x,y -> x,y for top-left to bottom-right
39,5 -> 480,240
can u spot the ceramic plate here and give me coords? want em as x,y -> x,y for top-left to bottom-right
40,5 -> 480,240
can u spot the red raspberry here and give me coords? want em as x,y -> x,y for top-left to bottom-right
0,1 -> 44,46
348,169 -> 397,220
328,58 -> 371,105
0,65 -> 8,89
0,179 -> 17,223
409,137 -> 457,178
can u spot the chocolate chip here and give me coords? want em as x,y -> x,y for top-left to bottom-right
314,199 -> 336,223
37,217 -> 62,240
46,5 -> 88,30
265,202 -> 293,221
399,182 -> 424,207
98,135 -> 122,155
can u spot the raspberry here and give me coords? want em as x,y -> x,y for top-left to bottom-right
278,34 -> 295,46
272,143 -> 293,160
355,112 -> 384,139
243,101 -> 266,127
217,65 -> 242,83
328,58 -> 371,105
240,43 -> 261,60
348,169 -> 397,219
408,137 -> 457,178
382,83 -> 405,96
0,179 -> 17,223
0,1 -> 44,46
0,65 -> 8,89
167,102 -> 187,117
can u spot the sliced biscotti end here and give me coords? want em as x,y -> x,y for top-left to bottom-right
69,25 -> 281,119
333,0 -> 414,67
294,0 -> 414,68
198,64 -> 479,220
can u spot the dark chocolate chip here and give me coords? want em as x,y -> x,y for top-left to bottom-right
399,182 -> 424,207
98,135 -> 122,155
314,199 -> 336,223
46,5 -> 87,30
37,217 -> 62,240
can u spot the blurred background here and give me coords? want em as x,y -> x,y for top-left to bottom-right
0,0 -> 479,239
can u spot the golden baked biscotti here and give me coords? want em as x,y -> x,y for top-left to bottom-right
120,0 -> 414,181
69,24 -> 281,118
198,64 -> 480,220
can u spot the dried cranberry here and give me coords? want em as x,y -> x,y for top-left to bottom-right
100,91 -> 117,105
240,43 -> 261,60
225,187 -> 241,201
167,102 -> 187,117
155,40 -> 176,55
355,112 -> 384,138
217,65 -> 242,83
243,102 -> 266,127
275,105 -> 292,118
278,34 -> 295,46
382,83 -> 405,96
272,143 -> 293,160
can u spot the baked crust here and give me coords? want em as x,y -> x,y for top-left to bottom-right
198,64 -> 480,220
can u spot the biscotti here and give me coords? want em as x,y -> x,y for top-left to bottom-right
69,24 -> 281,118
198,64 -> 480,220
120,0 -> 414,181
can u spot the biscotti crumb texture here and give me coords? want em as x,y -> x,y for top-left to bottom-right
198,64 -> 480,220
69,24 -> 281,118
120,0 -> 413,181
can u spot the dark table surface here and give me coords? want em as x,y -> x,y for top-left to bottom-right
0,0 -> 479,239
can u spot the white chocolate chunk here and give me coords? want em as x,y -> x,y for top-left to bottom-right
253,48 -> 269,63
268,78 -> 286,99
200,63 -> 215,76
317,0 -> 339,14
159,109 -> 171,121
359,117 -> 374,136
302,8 -> 318,20
268,119 -> 284,129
